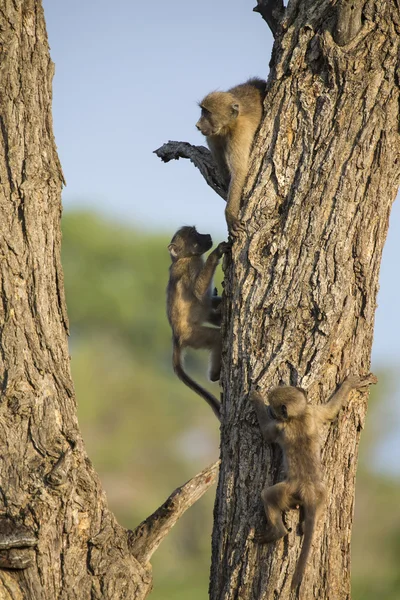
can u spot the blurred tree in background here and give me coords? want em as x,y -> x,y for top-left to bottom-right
62,210 -> 399,600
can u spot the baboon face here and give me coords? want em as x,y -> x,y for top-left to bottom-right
196,92 -> 239,136
268,387 -> 307,421
168,226 -> 213,260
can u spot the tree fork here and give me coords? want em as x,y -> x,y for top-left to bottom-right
157,2 -> 400,599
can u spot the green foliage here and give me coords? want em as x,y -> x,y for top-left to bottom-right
62,210 -> 220,599
353,474 -> 400,600
62,210 -> 399,600
62,211 -> 170,356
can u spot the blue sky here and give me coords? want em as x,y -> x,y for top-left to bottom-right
42,0 -> 399,370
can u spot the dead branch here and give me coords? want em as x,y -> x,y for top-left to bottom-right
154,141 -> 227,201
253,0 -> 285,37
128,460 -> 219,564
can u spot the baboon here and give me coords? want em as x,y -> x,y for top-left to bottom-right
196,78 -> 266,234
167,226 -> 230,419
250,373 -> 377,589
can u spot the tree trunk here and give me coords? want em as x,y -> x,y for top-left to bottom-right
0,1 -> 149,597
210,2 -> 400,599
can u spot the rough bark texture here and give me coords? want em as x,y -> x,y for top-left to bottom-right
0,2 -> 216,599
209,1 -> 400,599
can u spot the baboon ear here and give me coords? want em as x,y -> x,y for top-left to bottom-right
231,102 -> 239,117
168,243 -> 178,258
281,404 -> 288,419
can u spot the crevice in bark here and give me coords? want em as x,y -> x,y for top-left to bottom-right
333,0 -> 365,47
0,116 -> 14,194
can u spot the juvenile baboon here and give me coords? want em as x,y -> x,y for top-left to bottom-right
196,78 -> 266,234
250,373 -> 377,590
167,226 -> 230,420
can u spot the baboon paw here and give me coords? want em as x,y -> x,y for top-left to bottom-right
253,529 -> 285,544
345,373 -> 378,389
217,240 -> 232,255
357,372 -> 378,387
229,220 -> 246,238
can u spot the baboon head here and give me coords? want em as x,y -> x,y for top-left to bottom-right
196,92 -> 239,136
168,226 -> 213,260
268,386 -> 308,421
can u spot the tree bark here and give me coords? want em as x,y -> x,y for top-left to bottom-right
208,2 -> 400,599
0,1 -> 147,598
0,2 -> 217,599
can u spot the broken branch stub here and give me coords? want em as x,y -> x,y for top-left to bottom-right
128,460 -> 219,564
154,141 -> 227,201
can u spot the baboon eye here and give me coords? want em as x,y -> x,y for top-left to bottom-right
281,405 -> 288,419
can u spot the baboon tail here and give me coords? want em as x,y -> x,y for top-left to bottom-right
291,504 -> 316,591
172,342 -> 221,420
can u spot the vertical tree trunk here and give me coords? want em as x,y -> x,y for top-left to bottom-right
0,2 -> 153,598
210,2 -> 400,599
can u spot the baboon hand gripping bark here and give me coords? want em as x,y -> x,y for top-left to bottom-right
167,226 -> 230,420
250,373 -> 377,590
196,78 -> 266,236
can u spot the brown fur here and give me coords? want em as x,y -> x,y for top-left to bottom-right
250,373 -> 377,590
167,226 -> 230,420
196,78 -> 266,235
